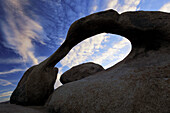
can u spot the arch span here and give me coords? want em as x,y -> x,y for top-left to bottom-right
43,9 -> 170,67
10,9 -> 170,106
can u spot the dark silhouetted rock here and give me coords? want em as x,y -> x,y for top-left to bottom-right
10,65 -> 58,106
45,10 -> 170,113
0,104 -> 49,113
60,62 -> 104,84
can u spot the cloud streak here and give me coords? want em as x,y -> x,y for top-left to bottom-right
91,37 -> 131,68
0,91 -> 13,98
0,58 -> 24,64
58,33 -> 131,80
159,2 -> 170,13
106,0 -> 141,13
60,33 -> 109,68
0,79 -> 14,86
1,0 -> 44,65
0,68 -> 26,75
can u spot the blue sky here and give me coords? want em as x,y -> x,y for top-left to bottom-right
0,0 -> 170,102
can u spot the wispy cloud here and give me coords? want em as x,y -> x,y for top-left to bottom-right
91,38 -> 131,68
107,0 -> 118,10
0,56 -> 47,65
60,33 -> 109,69
0,97 -> 10,102
1,0 -> 45,65
159,2 -> 170,13
0,79 -> 14,86
106,0 -> 141,13
0,91 -> 13,98
0,58 -> 24,64
58,33 -> 131,80
0,68 -> 26,75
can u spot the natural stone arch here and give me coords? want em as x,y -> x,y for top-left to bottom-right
46,10 -> 170,113
58,33 -> 131,74
42,9 -> 169,67
10,9 -> 170,106
58,33 -> 131,84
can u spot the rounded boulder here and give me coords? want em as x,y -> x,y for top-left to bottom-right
60,62 -> 105,84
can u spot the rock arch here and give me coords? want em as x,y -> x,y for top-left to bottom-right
10,9 -> 170,110
42,9 -> 170,67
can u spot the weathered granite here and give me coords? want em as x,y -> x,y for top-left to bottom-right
60,62 -> 105,84
10,66 -> 58,106
0,104 -> 49,113
46,10 -> 170,113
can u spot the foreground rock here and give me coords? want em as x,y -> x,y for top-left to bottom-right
46,10 -> 170,113
60,62 -> 104,84
0,104 -> 49,113
10,66 -> 58,106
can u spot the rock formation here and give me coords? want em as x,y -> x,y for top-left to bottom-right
0,104 -> 48,113
45,10 -> 170,113
8,9 -> 169,113
60,62 -> 105,84
10,65 -> 58,105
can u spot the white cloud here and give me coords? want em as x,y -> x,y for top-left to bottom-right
0,58 -> 24,64
91,37 -> 131,68
60,33 -> 109,69
93,5 -> 98,12
106,0 -> 141,13
57,33 -> 131,81
0,91 -> 13,98
0,79 -> 14,86
107,0 -> 118,10
54,80 -> 62,89
0,56 -> 47,64
2,0 -> 45,65
0,68 -> 27,75
0,97 -> 10,102
159,2 -> 170,13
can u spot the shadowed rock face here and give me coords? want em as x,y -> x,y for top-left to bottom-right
10,9 -> 170,112
60,62 -> 105,84
45,10 -> 170,113
0,104 -> 49,113
10,65 -> 58,106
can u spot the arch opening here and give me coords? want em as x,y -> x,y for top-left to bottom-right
55,33 -> 132,88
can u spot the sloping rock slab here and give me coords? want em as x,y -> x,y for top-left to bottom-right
46,63 -> 169,113
45,9 -> 170,113
0,104 -> 49,113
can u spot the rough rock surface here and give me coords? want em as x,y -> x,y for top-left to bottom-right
60,62 -> 104,84
10,65 -> 58,106
45,10 -> 170,113
0,104 -> 49,113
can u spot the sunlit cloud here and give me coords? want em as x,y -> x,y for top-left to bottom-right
0,68 -> 26,75
0,58 -> 24,64
1,0 -> 45,65
106,0 -> 141,13
0,97 -> 10,102
60,33 -> 109,69
0,56 -> 47,65
58,33 -> 131,81
0,79 -> 14,86
159,2 -> 170,13
91,38 -> 131,68
54,81 -> 62,89
92,5 -> 98,13
107,0 -> 118,10
0,91 -> 13,98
